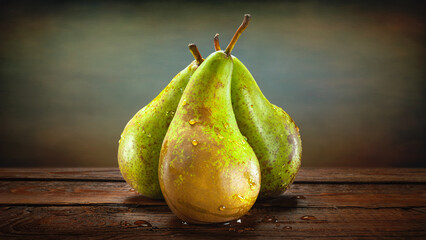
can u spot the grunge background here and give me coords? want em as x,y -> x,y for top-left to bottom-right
0,0 -> 424,167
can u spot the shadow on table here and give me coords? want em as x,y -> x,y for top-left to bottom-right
123,194 -> 166,206
161,195 -> 299,238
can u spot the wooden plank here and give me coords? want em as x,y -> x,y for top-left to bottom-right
1,181 -> 425,208
296,168 -> 426,183
0,168 -> 122,181
1,168 -> 425,183
0,206 -> 425,239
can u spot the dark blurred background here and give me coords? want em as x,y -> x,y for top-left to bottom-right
0,0 -> 424,167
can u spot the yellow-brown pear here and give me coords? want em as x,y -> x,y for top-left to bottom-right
158,15 -> 260,224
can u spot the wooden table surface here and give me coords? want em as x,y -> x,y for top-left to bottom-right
0,168 -> 425,239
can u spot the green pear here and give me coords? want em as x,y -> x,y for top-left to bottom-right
213,34 -> 302,199
118,44 -> 204,199
159,15 -> 260,223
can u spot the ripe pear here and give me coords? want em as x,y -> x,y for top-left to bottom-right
118,44 -> 204,199
214,35 -> 302,199
159,15 -> 260,224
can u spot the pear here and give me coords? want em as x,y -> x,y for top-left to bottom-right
214,34 -> 302,199
118,44 -> 204,199
159,15 -> 260,223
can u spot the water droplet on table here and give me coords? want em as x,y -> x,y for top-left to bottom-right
134,220 -> 152,227
282,226 -> 292,230
301,215 -> 316,220
262,215 -> 278,223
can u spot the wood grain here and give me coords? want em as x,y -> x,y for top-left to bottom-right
0,181 -> 425,208
1,168 -> 425,183
0,206 -> 425,239
0,168 -> 425,239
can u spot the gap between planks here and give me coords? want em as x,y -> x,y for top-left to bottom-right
1,181 -> 425,208
0,168 -> 425,183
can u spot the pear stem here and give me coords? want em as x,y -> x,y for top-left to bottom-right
224,14 -> 251,56
188,43 -> 203,65
214,33 -> 221,51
